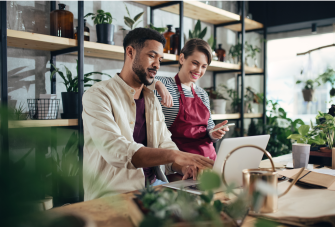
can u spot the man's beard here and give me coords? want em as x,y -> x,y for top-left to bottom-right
132,54 -> 153,86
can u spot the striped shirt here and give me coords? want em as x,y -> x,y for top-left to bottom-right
153,76 -> 215,132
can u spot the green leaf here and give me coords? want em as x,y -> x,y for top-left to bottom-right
97,9 -> 104,14
213,200 -> 223,212
189,30 -> 193,39
124,16 -> 135,26
133,20 -> 142,29
298,125 -> 310,136
198,27 -> 207,39
200,194 -> 211,203
84,72 -> 111,78
134,12 -> 144,22
199,171 -> 221,191
124,3 -> 131,17
254,218 -> 279,227
287,134 -> 302,140
194,20 -> 201,35
84,13 -> 95,18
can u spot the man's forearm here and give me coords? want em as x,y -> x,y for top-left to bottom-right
131,147 -> 176,168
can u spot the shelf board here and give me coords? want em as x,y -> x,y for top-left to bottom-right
135,0 -> 263,31
212,113 -> 263,120
8,119 -> 78,128
7,30 -> 177,62
7,30 -> 263,73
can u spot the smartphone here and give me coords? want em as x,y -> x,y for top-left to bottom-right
211,123 -> 235,132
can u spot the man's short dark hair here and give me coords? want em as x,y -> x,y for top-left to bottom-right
123,27 -> 166,59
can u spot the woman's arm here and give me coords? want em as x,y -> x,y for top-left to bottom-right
147,76 -> 173,108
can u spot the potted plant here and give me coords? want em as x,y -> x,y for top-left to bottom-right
188,19 -> 207,40
245,41 -> 261,67
51,132 -> 80,204
315,112 -> 335,153
121,3 -> 144,38
129,171 -> 250,227
85,10 -> 116,45
245,86 -> 263,113
50,60 -> 111,119
147,24 -> 167,34
296,79 -> 321,102
228,42 -> 242,64
204,87 -> 228,114
10,102 -> 29,120
317,67 -> 335,97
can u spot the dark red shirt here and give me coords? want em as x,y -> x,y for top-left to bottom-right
133,92 -> 156,185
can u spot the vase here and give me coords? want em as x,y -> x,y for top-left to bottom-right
96,24 -> 115,45
61,92 -> 78,119
253,58 -> 258,68
302,89 -> 314,102
50,3 -> 74,39
163,25 -> 175,53
212,50 -> 218,61
212,99 -> 226,114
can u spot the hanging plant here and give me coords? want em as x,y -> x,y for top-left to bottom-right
317,67 -> 335,97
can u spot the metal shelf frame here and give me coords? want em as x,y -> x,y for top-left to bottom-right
0,1 -> 85,202
148,1 -> 267,137
212,1 -> 267,136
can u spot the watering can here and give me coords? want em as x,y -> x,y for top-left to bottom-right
222,145 -> 305,213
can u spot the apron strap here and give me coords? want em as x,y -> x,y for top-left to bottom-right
174,74 -> 186,104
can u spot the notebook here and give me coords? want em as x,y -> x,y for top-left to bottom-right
279,169 -> 335,189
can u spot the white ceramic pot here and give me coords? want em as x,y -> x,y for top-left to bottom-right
212,99 -> 226,114
292,144 -> 310,168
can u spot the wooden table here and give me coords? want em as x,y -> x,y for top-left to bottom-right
49,155 -> 312,227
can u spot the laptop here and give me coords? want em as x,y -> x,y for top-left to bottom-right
162,135 -> 271,194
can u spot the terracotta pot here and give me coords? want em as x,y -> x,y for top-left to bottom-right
320,147 -> 332,153
302,89 -> 314,102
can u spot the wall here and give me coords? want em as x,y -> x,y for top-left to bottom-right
6,1 -> 263,174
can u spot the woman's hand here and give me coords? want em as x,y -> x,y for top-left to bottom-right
210,120 -> 229,139
155,80 -> 173,108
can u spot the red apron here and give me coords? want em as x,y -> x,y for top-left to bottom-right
169,74 -> 217,161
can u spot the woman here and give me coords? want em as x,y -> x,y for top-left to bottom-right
152,38 -> 228,161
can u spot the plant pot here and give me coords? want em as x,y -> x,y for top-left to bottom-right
96,24 -> 115,45
61,92 -> 78,119
320,147 -> 332,153
59,175 -> 79,204
212,99 -> 226,114
292,144 -> 310,168
302,89 -> 314,102
310,145 -> 320,151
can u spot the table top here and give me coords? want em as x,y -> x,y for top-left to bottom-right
50,154 -> 330,227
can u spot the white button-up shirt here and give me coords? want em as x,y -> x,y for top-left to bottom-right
82,74 -> 177,201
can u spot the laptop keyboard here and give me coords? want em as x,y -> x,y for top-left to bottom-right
184,184 -> 201,191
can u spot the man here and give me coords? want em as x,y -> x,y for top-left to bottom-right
82,28 -> 214,200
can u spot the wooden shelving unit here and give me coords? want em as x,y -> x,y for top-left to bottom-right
135,0 -> 263,31
8,119 -> 78,128
212,113 -> 262,120
7,30 -> 263,74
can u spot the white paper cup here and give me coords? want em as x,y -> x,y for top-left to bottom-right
292,144 -> 310,168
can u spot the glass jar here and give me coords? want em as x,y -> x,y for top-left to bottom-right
170,28 -> 180,55
74,19 -> 90,41
163,25 -> 175,53
50,3 -> 74,38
